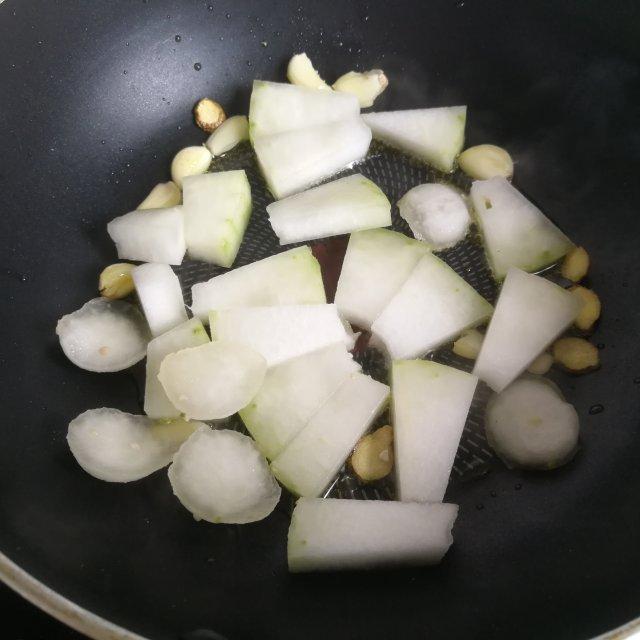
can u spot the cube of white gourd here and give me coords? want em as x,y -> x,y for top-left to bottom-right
239,343 -> 361,460
392,360 -> 478,503
267,174 -> 391,245
473,268 -> 583,392
182,170 -> 252,268
209,304 -> 356,367
107,207 -> 186,265
334,229 -> 430,329
190,246 -> 325,321
288,498 -> 458,572
132,263 -> 187,337
270,373 -> 389,497
469,177 -> 574,280
371,253 -> 493,359
144,318 -> 210,419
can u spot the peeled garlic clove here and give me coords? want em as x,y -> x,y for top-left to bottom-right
205,115 -> 250,156
99,263 -> 135,299
452,328 -> 484,360
571,286 -> 601,332
350,425 -> 394,482
287,53 -> 331,91
138,181 -> 182,210
527,352 -> 554,375
170,146 -> 212,188
193,98 -> 226,133
561,246 -> 589,283
458,144 -> 514,180
332,69 -> 388,108
552,337 -> 599,373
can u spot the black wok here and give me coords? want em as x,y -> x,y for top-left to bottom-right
1,1 -> 639,638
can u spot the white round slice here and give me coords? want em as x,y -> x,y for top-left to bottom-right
67,408 -> 203,482
168,427 -> 281,524
56,298 -> 150,372
158,341 -> 267,420
398,183 -> 470,250
485,377 -> 579,470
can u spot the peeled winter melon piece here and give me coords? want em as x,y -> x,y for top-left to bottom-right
334,229 -> 430,329
473,268 -> 582,392
371,253 -> 493,359
267,173 -> 391,245
271,372 -> 389,497
209,304 -> 356,367
190,246 -> 325,320
288,498 -> 458,572
144,318 -> 210,419
362,107 -> 466,172
239,343 -> 361,460
67,408 -> 202,482
132,263 -> 187,337
168,427 -> 281,524
107,207 -> 186,265
392,360 -> 478,503
56,298 -> 149,372
469,177 -> 574,279
182,170 -> 252,268
158,341 -> 267,420
252,117 -> 372,199
249,80 -> 359,139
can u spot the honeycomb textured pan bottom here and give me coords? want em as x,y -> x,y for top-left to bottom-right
174,142 -> 499,501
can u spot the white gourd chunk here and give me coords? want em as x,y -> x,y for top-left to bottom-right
267,174 -> 391,245
190,246 -> 325,321
334,229 -> 430,330
270,373 -> 389,497
473,268 -> 583,392
144,318 -> 210,419
56,298 -> 149,372
371,253 -> 493,359
107,207 -> 186,265
469,177 -> 574,279
67,408 -> 202,482
132,263 -> 187,337
288,498 -> 458,572
392,360 -> 478,502
168,427 -> 281,524
158,342 -> 267,420
239,343 -> 361,460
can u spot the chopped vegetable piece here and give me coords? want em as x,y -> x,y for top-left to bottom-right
107,207 -> 186,265
362,106 -> 466,172
350,425 -> 394,482
190,246 -> 325,320
169,427 -> 281,524
452,328 -> 484,360
286,53 -> 331,91
392,360 -> 478,502
205,115 -> 249,156
473,268 -> 583,392
132,263 -> 187,337
239,343 -> 361,460
182,170 -> 252,267
67,408 -> 201,482
371,253 -> 493,359
209,304 -> 356,367
193,98 -> 226,133
138,181 -> 182,210
56,298 -> 149,372
271,373 -> 389,497
527,352 -> 554,375
571,286 -> 601,331
144,318 -> 210,419
469,177 -> 574,280
458,144 -> 513,180
99,263 -> 135,300
170,146 -> 212,188
288,498 -> 458,572
334,229 -> 430,330
485,378 -> 579,470
398,183 -> 470,249
332,69 -> 388,108
561,246 -> 590,282
552,337 -> 600,373
267,174 -> 391,245
158,341 -> 267,420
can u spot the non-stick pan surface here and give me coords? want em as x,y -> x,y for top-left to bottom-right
1,1 -> 639,639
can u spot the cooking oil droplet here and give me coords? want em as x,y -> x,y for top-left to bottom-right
246,60 -> 252,67
363,15 -> 369,21
219,36 -> 224,41
589,404 -> 604,415
634,377 -> 640,384
514,483 -> 522,491
260,41 -> 268,47
175,35 -> 181,42
208,4 -> 214,10
490,490 -> 497,498
225,12 -> 231,19
123,70 -> 127,74
476,503 -> 484,510
125,42 -> 130,47
194,62 -> 202,71
177,125 -> 182,131
101,140 -> 106,145
597,343 -> 605,350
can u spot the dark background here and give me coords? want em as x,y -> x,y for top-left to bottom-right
1,1 -> 640,639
